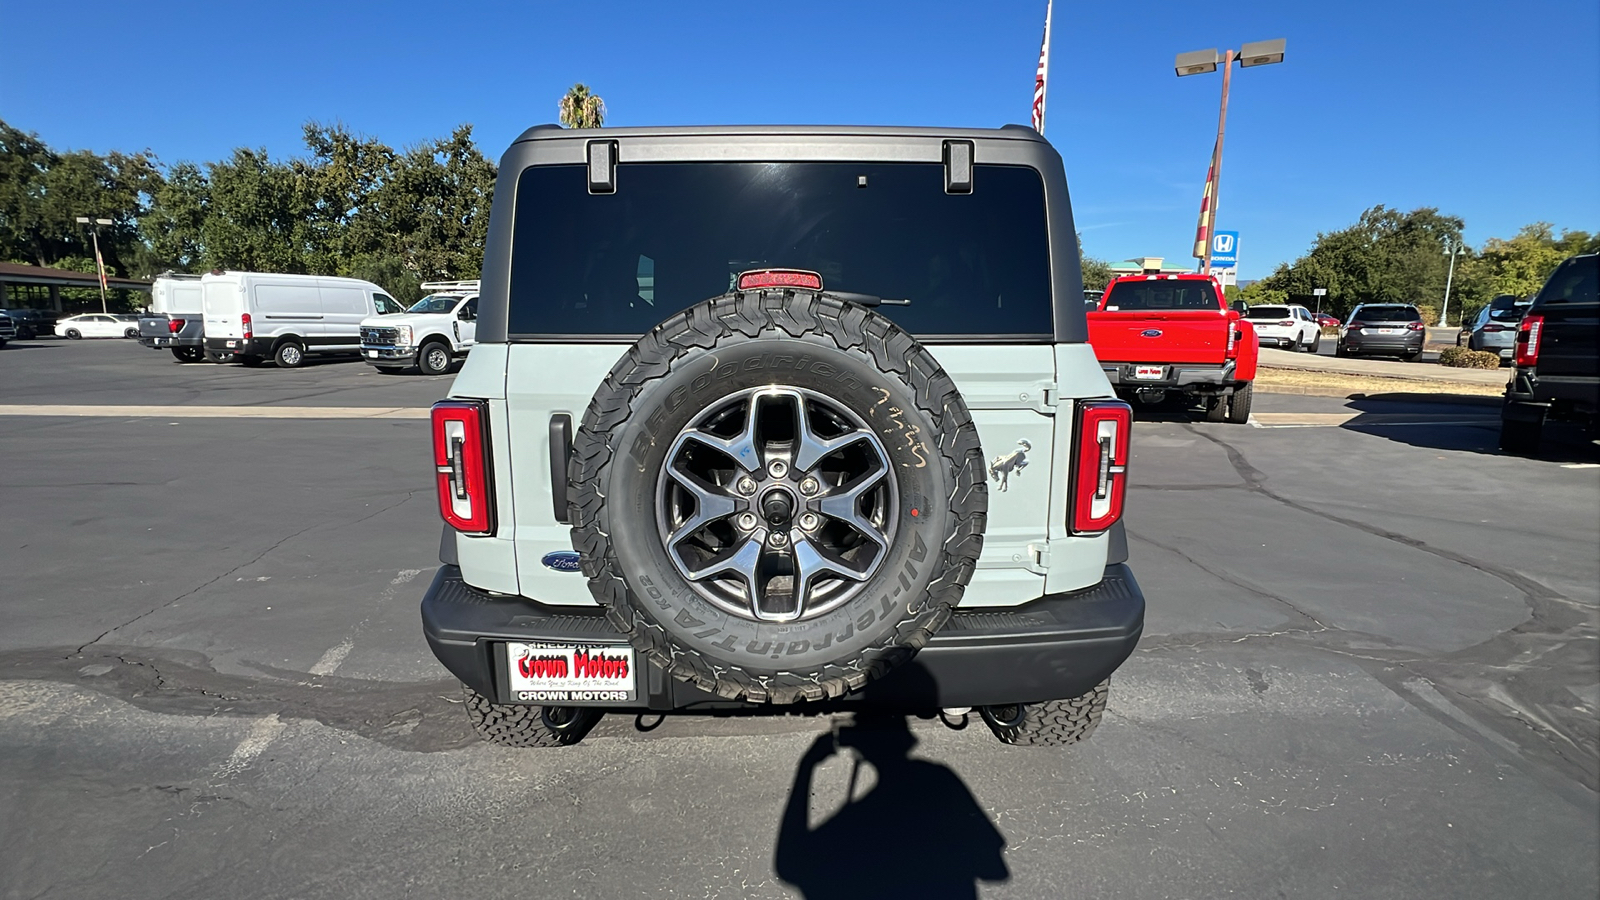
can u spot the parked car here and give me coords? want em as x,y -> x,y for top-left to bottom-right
0,308 -> 51,339
1315,313 -> 1340,328
1087,273 -> 1258,422
358,280 -> 479,375
0,312 -> 15,347
1244,304 -> 1322,351
420,123 -> 1145,749
55,314 -> 138,339
137,274 -> 209,362
201,271 -> 407,367
1500,254 -> 1598,454
1336,304 -> 1426,360
1460,294 -> 1532,364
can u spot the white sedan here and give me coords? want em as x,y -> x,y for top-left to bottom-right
55,314 -> 139,339
1243,304 -> 1322,352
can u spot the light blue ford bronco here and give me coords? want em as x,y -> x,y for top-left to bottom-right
420,124 -> 1144,746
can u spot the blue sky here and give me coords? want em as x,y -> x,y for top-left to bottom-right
4,0 -> 1596,279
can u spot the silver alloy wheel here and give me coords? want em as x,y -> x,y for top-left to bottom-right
280,344 -> 302,366
655,386 -> 897,623
425,345 -> 450,372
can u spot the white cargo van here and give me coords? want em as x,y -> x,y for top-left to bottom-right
201,272 -> 406,367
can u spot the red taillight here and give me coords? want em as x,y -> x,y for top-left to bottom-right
240,312 -> 253,339
1482,324 -> 1504,333
168,318 -> 185,333
1278,319 -> 1294,327
737,269 -> 823,291
1515,314 -> 1544,367
1406,321 -> 1425,332
1347,322 -> 1363,331
1072,400 -> 1132,534
432,400 -> 494,535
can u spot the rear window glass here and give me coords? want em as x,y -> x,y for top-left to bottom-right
1244,306 -> 1290,319
508,162 -> 1053,337
1533,255 -> 1598,307
1352,306 -> 1421,322
1103,280 -> 1219,311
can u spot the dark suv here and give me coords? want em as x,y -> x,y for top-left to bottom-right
1336,304 -> 1426,359
1500,254 -> 1599,454
417,124 -> 1145,748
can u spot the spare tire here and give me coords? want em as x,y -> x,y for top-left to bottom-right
569,289 -> 987,704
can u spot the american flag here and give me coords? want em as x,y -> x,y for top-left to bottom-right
1192,139 -> 1219,260
1032,0 -> 1052,134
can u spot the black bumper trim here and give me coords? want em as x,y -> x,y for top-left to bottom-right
420,563 -> 1145,710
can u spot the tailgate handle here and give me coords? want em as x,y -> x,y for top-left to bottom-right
550,414 -> 573,523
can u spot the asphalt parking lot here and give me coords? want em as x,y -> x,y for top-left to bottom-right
2,339 -> 1597,899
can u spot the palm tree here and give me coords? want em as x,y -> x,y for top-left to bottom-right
557,84 -> 606,129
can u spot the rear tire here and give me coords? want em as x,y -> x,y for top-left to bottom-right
461,684 -> 601,747
1499,409 -> 1544,455
65,329 -> 82,340
1204,396 -> 1227,422
171,347 -> 203,363
1226,382 -> 1254,424
274,340 -> 306,368
417,340 -> 452,376
981,680 -> 1109,746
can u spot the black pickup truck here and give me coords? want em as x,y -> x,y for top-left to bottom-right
1500,253 -> 1599,454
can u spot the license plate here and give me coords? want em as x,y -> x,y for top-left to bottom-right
1377,328 -> 1402,335
367,349 -> 379,357
226,340 -> 237,347
504,642 -> 637,704
1134,365 -> 1165,380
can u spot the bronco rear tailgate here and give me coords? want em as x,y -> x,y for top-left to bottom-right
1086,309 -> 1232,364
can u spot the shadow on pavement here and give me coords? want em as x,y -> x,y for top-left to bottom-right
1338,397 -> 1600,463
774,713 -> 1008,900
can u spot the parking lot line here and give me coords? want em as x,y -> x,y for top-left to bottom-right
1251,411 -> 1494,429
0,404 -> 429,419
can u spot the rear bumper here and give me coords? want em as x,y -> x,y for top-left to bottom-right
205,336 -> 272,357
1506,368 -> 1599,420
1342,333 -> 1424,353
421,563 -> 1145,710
1102,361 -> 1239,389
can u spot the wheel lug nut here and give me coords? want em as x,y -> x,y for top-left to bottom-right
799,477 -> 819,496
768,460 -> 789,479
799,512 -> 820,531
768,531 -> 789,548
736,477 -> 758,495
736,512 -> 758,530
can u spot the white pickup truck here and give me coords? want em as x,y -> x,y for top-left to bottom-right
358,280 -> 479,375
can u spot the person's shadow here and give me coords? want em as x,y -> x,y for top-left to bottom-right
774,713 -> 1009,899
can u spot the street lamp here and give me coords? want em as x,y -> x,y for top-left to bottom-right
1176,38 -> 1286,275
74,215 -> 114,314
1440,236 -> 1464,327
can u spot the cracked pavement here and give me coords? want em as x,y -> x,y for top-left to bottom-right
0,341 -> 1596,899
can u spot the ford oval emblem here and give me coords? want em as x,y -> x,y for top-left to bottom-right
1141,329 -> 1163,338
541,551 -> 583,572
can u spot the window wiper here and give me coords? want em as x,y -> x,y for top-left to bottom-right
821,291 -> 911,308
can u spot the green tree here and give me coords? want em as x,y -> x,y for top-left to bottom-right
558,84 -> 606,128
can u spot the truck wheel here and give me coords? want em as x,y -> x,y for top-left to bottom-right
274,340 -> 306,368
417,340 -> 452,376
569,289 -> 988,704
981,680 -> 1109,746
171,347 -> 203,363
461,684 -> 601,747
1204,396 -> 1227,422
1499,408 -> 1544,455
1225,382 -> 1254,424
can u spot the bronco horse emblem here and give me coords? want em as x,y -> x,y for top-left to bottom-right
988,439 -> 1031,492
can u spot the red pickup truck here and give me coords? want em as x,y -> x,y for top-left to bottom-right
1087,273 -> 1258,423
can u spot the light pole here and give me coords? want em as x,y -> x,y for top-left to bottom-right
74,216 -> 115,314
1440,236 -> 1463,327
1176,39 -> 1286,275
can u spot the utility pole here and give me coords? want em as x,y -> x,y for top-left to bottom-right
1440,237 -> 1463,327
75,216 -> 114,314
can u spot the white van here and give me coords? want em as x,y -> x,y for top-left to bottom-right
201,271 -> 406,367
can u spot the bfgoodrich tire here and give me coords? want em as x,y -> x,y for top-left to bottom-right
981,680 -> 1110,746
569,289 -> 988,704
461,684 -> 601,747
